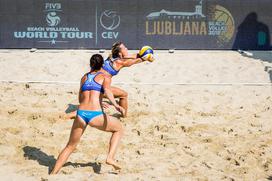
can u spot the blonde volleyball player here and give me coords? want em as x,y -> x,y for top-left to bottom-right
51,54 -> 124,174
100,41 -> 146,117
66,41 -> 146,119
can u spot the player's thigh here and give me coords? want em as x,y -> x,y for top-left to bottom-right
111,86 -> 128,98
67,117 -> 86,146
89,114 -> 122,132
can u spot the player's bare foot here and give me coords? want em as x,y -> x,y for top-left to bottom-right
121,112 -> 127,118
106,158 -> 121,170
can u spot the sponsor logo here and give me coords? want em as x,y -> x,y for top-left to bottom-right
145,0 -> 235,46
208,4 -> 235,45
99,10 -> 120,39
46,12 -> 61,27
13,2 -> 93,45
45,3 -> 61,27
100,10 -> 120,30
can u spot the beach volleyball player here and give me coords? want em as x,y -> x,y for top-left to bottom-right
66,41 -> 154,118
51,54 -> 125,174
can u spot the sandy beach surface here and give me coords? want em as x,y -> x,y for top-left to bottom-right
0,50 -> 271,180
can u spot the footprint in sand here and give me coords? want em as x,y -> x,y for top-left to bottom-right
8,109 -> 18,115
226,157 -> 240,166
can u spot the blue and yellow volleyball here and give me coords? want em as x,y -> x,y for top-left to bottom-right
139,46 -> 154,62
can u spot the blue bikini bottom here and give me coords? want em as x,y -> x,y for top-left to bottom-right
77,109 -> 103,124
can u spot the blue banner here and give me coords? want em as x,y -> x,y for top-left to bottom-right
0,0 -> 271,49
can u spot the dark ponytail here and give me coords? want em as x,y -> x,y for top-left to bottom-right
90,54 -> 104,71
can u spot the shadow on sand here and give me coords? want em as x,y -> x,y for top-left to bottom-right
239,51 -> 272,82
233,12 -> 272,82
22,146 -> 101,174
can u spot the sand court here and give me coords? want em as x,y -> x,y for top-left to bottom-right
0,50 -> 271,180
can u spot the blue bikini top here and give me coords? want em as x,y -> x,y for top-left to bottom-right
81,72 -> 104,93
102,58 -> 119,76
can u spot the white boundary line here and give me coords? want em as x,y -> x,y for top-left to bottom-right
0,80 -> 272,86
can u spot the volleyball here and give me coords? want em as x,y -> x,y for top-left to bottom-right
139,46 -> 154,62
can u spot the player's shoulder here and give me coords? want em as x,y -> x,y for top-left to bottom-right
114,58 -> 126,66
112,58 -> 120,63
102,72 -> 111,79
95,72 -> 109,79
80,73 -> 88,83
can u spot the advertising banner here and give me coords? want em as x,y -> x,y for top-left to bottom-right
0,0 -> 271,49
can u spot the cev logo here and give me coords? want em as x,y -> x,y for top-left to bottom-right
100,10 -> 120,30
100,10 -> 120,39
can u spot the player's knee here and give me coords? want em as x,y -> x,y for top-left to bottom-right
116,124 -> 124,136
66,142 -> 77,151
121,91 -> 128,98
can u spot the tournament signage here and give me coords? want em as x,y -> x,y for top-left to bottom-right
99,10 -> 120,39
0,0 -> 271,49
144,0 -> 235,48
14,3 -> 93,46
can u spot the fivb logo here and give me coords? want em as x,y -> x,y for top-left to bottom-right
45,3 -> 61,27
